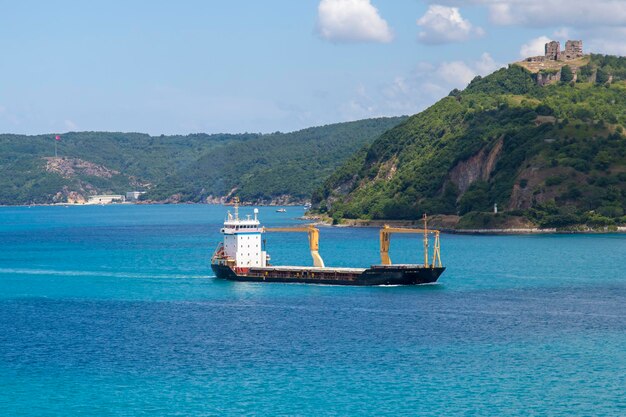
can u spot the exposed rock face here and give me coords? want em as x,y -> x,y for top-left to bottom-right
372,158 -> 399,182
43,157 -> 151,204
507,167 -> 578,210
508,168 -> 540,210
51,186 -> 87,204
535,65 -> 580,86
448,138 -> 503,194
45,157 -> 120,179
335,175 -> 359,196
206,195 -> 228,205
508,165 -> 585,210
322,175 -> 357,210
261,194 -> 304,206
67,191 -> 86,204
165,194 -> 182,204
205,194 -> 308,206
536,70 -> 561,86
128,176 -> 151,189
205,187 -> 239,204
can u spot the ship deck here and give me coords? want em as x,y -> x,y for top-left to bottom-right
251,266 -> 367,274
212,263 -> 444,285
251,264 -> 428,272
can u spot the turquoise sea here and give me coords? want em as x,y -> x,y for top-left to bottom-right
0,204 -> 624,416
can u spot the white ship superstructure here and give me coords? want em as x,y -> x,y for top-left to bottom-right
218,204 -> 268,268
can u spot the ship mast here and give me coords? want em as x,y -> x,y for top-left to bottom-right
379,216 -> 442,267
423,214 -> 429,268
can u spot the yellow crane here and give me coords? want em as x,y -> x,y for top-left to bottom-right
263,225 -> 325,268
379,214 -> 442,268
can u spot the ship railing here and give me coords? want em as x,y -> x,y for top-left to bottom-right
211,242 -> 225,263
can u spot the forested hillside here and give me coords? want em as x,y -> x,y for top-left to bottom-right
313,54 -> 626,229
144,118 -> 405,203
0,117 -> 404,205
0,132 -> 256,205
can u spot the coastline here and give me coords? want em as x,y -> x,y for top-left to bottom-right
441,227 -> 626,235
301,215 -> 626,235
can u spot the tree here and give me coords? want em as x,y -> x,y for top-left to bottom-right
596,68 -> 610,85
458,182 -> 491,215
560,65 -> 573,83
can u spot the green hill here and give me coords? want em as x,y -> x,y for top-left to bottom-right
0,132 -> 255,205
144,117 -> 405,204
0,117 -> 405,205
313,54 -> 626,230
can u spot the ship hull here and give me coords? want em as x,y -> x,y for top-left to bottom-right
211,264 -> 444,286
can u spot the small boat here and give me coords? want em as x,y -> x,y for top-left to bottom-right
276,208 -> 287,213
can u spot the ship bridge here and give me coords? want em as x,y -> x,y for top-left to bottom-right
217,201 -> 268,269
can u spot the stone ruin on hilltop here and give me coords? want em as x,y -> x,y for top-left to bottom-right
521,40 -> 587,86
526,40 -> 584,63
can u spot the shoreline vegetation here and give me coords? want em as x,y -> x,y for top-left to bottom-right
301,214 -> 626,234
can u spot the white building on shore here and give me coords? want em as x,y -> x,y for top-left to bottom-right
125,191 -> 146,201
87,195 -> 125,204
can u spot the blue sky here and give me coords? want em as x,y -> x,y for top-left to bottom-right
1,0 -> 624,135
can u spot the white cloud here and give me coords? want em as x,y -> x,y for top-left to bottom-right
488,0 -> 626,27
582,27 -> 626,56
438,53 -> 500,85
553,27 -> 570,39
519,35 -> 552,58
438,61 -> 480,86
473,52 -> 500,76
317,0 -> 393,43
417,5 -> 484,44
431,1 -> 626,28
340,53 -> 503,120
64,119 -> 78,130
485,2 -> 516,25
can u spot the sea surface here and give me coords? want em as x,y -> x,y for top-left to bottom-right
0,204 -> 624,416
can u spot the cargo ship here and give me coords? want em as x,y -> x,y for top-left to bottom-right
211,200 -> 445,286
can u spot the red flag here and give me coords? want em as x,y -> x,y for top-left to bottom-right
55,135 -> 61,141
